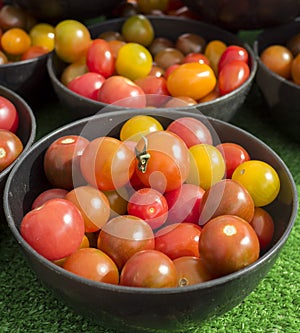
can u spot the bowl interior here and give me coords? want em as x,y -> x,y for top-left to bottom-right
3,109 -> 297,332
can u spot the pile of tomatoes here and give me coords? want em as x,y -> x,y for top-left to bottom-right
56,15 -> 251,108
0,95 -> 23,172
20,114 -> 280,288
260,32 -> 300,85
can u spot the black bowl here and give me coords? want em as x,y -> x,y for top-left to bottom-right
47,16 -> 257,121
0,85 -> 36,217
254,19 -> 300,144
3,108 -> 297,332
182,0 -> 300,31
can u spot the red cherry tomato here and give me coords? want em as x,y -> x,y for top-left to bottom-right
67,72 -> 105,101
120,249 -> 178,288
31,188 -> 68,209
20,198 -> 85,261
86,39 -> 115,78
218,60 -> 250,95
218,45 -> 249,73
0,129 -> 23,172
127,187 -> 168,230
155,223 -> 202,259
199,214 -> 260,276
182,52 -> 210,65
0,96 -> 19,133
20,45 -> 48,60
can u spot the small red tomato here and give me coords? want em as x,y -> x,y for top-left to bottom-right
0,129 -> 23,172
218,60 -> 250,95
182,52 -> 210,65
20,45 -> 48,60
155,223 -> 202,259
216,142 -> 250,178
67,72 -> 105,101
164,183 -> 205,225
127,187 -> 168,230
97,75 -> 146,108
31,188 -> 68,209
120,249 -> 178,288
218,45 -> 249,73
86,39 -> 115,78
20,198 -> 85,261
199,215 -> 260,276
63,247 -> 119,284
0,96 -> 19,133
249,207 -> 274,251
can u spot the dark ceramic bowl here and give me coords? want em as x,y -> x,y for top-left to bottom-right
3,108 -> 297,333
11,0 -> 123,23
254,19 -> 300,143
47,16 -> 257,121
0,52 -> 50,100
0,85 -> 36,217
182,0 -> 300,31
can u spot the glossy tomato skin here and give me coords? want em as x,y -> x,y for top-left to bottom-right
97,215 -> 155,270
199,215 -> 260,276
63,247 -> 119,284
218,60 -> 250,95
182,52 -> 210,65
218,45 -> 249,73
0,129 -> 23,172
20,198 -> 85,261
86,39 -> 115,78
97,75 -> 147,108
216,142 -> 250,178
120,249 -> 178,288
199,179 -> 255,226
164,183 -> 205,225
20,45 -> 48,60
135,130 -> 190,192
43,135 -> 89,190
0,96 -> 19,133
127,187 -> 168,230
155,223 -> 202,259
31,188 -> 68,209
249,207 -> 274,251
80,136 -> 136,191
67,72 -> 105,100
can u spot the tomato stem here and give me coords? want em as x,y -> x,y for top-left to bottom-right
135,136 -> 150,173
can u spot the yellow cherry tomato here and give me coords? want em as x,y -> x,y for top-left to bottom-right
204,39 -> 227,75
30,23 -> 55,52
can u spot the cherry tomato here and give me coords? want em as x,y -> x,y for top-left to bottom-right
187,143 -> 225,190
218,45 -> 249,73
166,117 -> 213,148
127,187 -> 168,230
29,23 -> 55,52
97,215 -> 155,270
135,130 -> 190,192
182,52 -> 210,65
249,207 -> 275,251
137,0 -> 169,14
164,183 -> 205,225
60,59 -> 88,86
80,136 -> 136,191
173,256 -> 214,286
167,63 -> 216,100
216,142 -> 250,178
55,19 -> 91,63
121,14 -> 154,47
1,27 -> 31,55
154,48 -> 184,70
175,33 -> 206,55
20,45 -> 48,60
86,39 -> 115,78
116,42 -> 153,81
20,198 -> 85,261
149,37 -> 174,57
31,188 -> 68,209
218,60 -> 250,95
204,39 -> 227,75
63,247 -> 119,284
67,72 -> 105,101
103,187 -> 129,218
232,160 -> 280,207
0,129 -> 23,172
0,96 -> 19,133
43,135 -> 89,190
119,114 -> 163,142
107,39 -> 126,59
97,75 -> 146,108
199,179 -> 255,226
65,185 -> 111,233
155,223 -> 202,259
120,249 -> 178,288
199,215 -> 260,276
260,45 -> 293,79
164,96 -> 197,108
291,54 -> 300,84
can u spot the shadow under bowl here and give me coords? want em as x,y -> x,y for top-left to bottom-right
47,16 -> 257,122
3,108 -> 297,332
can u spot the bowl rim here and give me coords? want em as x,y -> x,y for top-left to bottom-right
0,85 -> 36,180
47,15 -> 257,111
3,109 -> 298,295
0,51 -> 50,68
